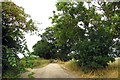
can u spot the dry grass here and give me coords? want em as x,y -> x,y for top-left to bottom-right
59,58 -> 119,78
20,58 -> 50,68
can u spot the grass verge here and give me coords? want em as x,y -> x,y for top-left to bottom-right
20,58 -> 50,78
3,58 -> 50,78
20,58 -> 50,68
59,58 -> 119,78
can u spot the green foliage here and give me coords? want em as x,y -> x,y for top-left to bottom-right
28,72 -> 35,78
33,1 -> 120,69
49,1 -> 119,70
31,1 -> 119,71
32,40 -> 55,59
2,65 -> 26,78
2,2 -> 37,78
75,27 -> 115,69
20,58 -> 50,68
101,2 -> 120,57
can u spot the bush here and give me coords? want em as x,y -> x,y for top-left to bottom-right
2,66 -> 26,78
74,27 -> 116,71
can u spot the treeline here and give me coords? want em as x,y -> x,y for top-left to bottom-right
32,1 -> 120,70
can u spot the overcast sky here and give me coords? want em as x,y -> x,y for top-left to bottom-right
11,0 -> 102,58
12,0 -> 57,53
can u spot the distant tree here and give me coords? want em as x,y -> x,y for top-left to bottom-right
32,40 -> 55,59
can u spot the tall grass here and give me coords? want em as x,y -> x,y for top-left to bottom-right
20,58 -> 50,68
3,57 -> 50,78
60,58 -> 119,78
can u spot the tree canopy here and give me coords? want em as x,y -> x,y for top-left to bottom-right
32,1 -> 120,70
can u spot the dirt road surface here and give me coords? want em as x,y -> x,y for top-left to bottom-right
21,63 -> 77,78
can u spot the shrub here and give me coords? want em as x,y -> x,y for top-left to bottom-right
74,27 -> 116,71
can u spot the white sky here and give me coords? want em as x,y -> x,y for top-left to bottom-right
12,0 -> 57,52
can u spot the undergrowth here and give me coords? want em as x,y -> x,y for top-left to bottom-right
60,58 -> 119,78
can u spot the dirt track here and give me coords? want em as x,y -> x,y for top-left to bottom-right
21,63 -> 77,78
